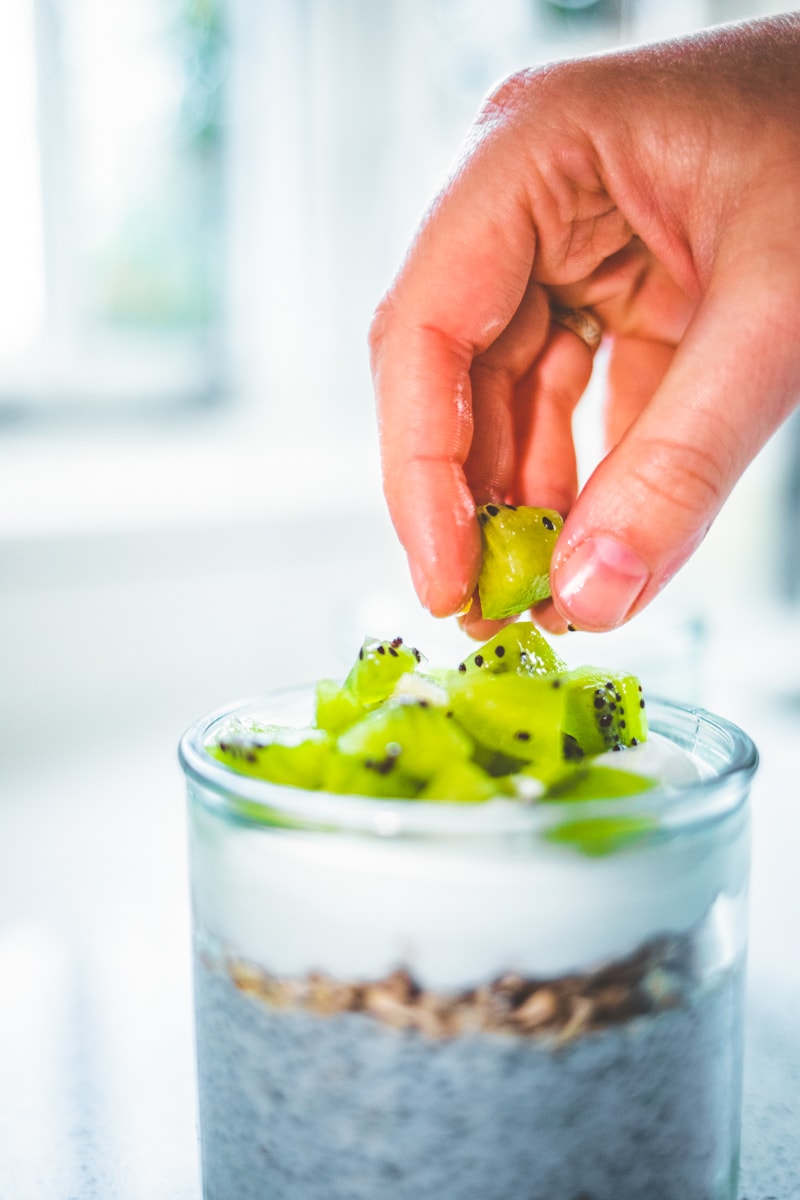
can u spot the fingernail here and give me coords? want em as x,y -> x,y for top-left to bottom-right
554,536 -> 650,631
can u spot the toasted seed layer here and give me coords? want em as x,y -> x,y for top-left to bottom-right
226,935 -> 689,1041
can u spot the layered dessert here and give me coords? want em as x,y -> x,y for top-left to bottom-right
181,612 -> 755,1200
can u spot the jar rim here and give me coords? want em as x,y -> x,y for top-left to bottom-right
178,689 -> 758,839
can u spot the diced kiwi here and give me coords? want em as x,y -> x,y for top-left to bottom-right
337,699 -> 474,783
343,636 -> 422,706
541,765 -> 658,802
322,750 -> 420,799
455,621 -> 566,678
476,503 -> 563,620
419,760 -> 503,803
474,744 -> 531,778
209,718 -> 333,789
315,678 -> 366,735
205,619 -> 654,854
544,814 -> 657,856
560,668 -> 648,756
448,671 -> 566,768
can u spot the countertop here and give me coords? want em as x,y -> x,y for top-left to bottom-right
1,612 -> 799,1199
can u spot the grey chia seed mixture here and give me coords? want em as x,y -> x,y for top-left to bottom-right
194,933 -> 744,1200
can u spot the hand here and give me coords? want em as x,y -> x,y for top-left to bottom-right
370,14 -> 800,636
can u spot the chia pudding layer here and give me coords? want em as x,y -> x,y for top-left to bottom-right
193,934 -> 744,1200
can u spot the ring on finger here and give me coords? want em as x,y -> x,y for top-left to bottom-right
549,306 -> 603,353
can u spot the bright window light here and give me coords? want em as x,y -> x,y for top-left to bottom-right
0,0 -> 45,366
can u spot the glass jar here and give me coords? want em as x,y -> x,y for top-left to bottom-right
179,692 -> 757,1200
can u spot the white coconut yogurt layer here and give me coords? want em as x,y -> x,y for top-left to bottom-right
189,734 -> 750,989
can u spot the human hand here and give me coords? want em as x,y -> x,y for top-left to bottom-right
370,14 -> 800,637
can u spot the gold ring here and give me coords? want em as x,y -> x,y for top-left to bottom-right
550,306 -> 603,353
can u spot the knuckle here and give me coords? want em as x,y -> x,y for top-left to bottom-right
480,62 -> 573,125
628,436 -> 727,522
480,68 -> 538,122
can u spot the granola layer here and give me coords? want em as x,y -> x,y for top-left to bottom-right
222,933 -> 690,1041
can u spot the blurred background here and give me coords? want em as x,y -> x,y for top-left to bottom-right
1,0 -> 799,753
1,2 -> 799,1197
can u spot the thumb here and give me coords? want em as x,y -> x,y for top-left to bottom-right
551,265 -> 800,631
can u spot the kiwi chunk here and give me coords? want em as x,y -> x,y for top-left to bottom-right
323,750 -> 420,799
476,503 -> 563,620
419,760 -> 503,803
344,636 -> 422,706
337,699 -> 474,784
560,668 -> 648,756
209,718 -> 333,789
448,671 -> 566,769
544,814 -> 657,856
206,624 -> 654,847
315,678 -> 366,735
456,621 -> 566,678
541,765 -> 657,802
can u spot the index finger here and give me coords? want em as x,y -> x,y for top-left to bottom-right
370,130 -> 541,616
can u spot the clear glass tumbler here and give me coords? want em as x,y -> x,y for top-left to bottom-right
179,693 -> 757,1200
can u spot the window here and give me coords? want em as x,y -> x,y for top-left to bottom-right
0,0 -> 226,419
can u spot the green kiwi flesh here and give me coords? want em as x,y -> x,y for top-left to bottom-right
315,678 -> 366,735
541,765 -> 657,802
419,760 -> 507,803
455,621 -> 566,678
344,636 -> 422,705
210,718 -> 333,789
206,622 -> 661,848
476,503 -> 563,620
337,699 -> 474,784
322,751 -> 420,799
560,668 -> 648,756
448,671 -> 565,769
544,813 -> 658,857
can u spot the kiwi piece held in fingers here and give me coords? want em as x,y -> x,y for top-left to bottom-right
476,503 -> 563,620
